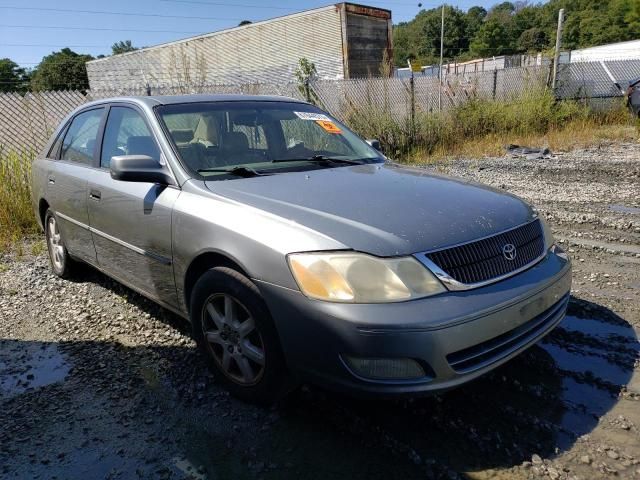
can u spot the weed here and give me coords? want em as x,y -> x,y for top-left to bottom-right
0,147 -> 38,251
31,239 -> 46,256
342,86 -> 634,162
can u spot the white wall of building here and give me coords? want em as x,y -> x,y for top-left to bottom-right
570,40 -> 640,62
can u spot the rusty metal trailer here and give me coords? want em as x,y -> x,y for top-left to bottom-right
86,3 -> 392,90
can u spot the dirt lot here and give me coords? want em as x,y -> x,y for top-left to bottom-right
1,142 -> 639,480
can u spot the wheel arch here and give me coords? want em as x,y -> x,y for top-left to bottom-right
38,198 -> 50,230
183,250 -> 252,314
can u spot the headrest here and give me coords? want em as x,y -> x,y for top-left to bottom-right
85,138 -> 96,154
192,115 -> 219,146
222,131 -> 249,151
170,129 -> 194,144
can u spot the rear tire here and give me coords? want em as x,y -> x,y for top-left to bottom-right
44,209 -> 77,278
190,267 -> 292,404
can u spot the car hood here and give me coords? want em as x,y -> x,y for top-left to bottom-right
204,163 -> 537,256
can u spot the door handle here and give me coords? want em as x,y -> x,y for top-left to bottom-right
48,176 -> 55,184
89,189 -> 102,201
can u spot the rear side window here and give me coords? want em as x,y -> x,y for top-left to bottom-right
100,107 -> 160,168
60,108 -> 104,165
47,124 -> 68,159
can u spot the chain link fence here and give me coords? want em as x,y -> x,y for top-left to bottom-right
0,83 -> 305,154
1,59 -> 638,155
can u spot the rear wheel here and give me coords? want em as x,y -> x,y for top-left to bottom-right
190,267 -> 291,404
44,209 -> 77,278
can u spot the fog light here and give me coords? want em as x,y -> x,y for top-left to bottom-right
343,356 -> 425,380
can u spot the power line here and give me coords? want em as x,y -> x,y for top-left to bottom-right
0,24 -> 205,34
158,0 -> 299,9
2,43 -> 109,48
0,5 -> 245,21
160,0 -> 439,7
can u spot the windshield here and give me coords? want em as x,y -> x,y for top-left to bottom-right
156,101 -> 384,179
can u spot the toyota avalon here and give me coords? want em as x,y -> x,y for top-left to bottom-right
31,95 -> 571,403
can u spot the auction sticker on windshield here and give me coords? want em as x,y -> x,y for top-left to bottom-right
294,111 -> 331,121
315,120 -> 342,134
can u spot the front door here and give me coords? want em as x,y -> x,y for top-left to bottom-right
87,105 -> 180,306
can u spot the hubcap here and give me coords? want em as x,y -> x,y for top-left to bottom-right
202,293 -> 265,385
47,216 -> 64,270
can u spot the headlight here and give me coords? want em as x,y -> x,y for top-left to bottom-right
287,252 -> 445,303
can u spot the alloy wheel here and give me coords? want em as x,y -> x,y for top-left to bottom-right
201,293 -> 266,385
47,215 -> 65,271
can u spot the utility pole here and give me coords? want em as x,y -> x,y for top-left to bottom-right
551,8 -> 565,93
439,4 -> 445,111
407,59 -> 416,142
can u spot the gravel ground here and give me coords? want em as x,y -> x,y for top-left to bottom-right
1,142 -> 639,480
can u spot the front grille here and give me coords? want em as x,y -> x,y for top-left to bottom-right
446,294 -> 569,373
426,220 -> 544,285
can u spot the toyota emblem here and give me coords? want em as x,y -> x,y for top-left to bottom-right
502,243 -> 517,261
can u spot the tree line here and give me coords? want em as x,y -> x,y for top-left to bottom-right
0,18 -> 252,93
393,0 -> 640,67
1,0 -> 639,93
0,41 -> 137,93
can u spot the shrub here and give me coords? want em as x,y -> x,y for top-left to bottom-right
0,147 -> 38,250
339,85 -> 625,160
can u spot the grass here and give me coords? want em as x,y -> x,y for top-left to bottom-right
434,122 -> 637,161
344,87 -> 637,163
0,148 -> 39,251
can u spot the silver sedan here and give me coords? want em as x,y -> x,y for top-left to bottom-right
31,95 -> 571,403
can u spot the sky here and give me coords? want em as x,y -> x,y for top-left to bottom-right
2,0 -> 511,69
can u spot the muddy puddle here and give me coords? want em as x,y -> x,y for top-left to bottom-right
541,311 -> 640,450
0,340 -> 70,399
609,204 -> 640,215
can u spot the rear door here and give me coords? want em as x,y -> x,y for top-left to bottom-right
87,104 -> 180,306
49,107 -> 105,264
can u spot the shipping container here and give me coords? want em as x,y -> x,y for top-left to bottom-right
86,2 -> 393,90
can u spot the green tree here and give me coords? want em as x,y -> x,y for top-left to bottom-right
465,6 -> 487,40
30,48 -> 94,91
517,28 -> 548,52
238,20 -> 252,26
470,16 -> 514,57
489,1 -> 516,17
294,58 -> 318,104
393,22 -> 414,66
392,0 -> 639,66
393,5 -> 469,67
627,0 -> 640,37
0,58 -> 29,93
111,40 -> 137,55
542,0 -> 638,50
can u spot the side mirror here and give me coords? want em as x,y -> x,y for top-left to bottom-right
366,139 -> 382,151
110,155 -> 174,185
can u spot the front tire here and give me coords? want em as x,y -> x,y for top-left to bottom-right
190,267 -> 291,404
44,209 -> 77,278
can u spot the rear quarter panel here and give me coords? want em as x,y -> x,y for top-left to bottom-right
31,158 -> 52,229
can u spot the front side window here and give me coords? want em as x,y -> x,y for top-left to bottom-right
156,101 -> 383,179
101,106 -> 160,168
60,108 -> 104,165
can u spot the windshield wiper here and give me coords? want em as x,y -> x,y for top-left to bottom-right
197,166 -> 266,177
271,155 -> 364,165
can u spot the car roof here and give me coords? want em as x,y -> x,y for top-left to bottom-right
83,94 -> 309,109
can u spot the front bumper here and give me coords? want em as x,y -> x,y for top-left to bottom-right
257,248 -> 571,396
